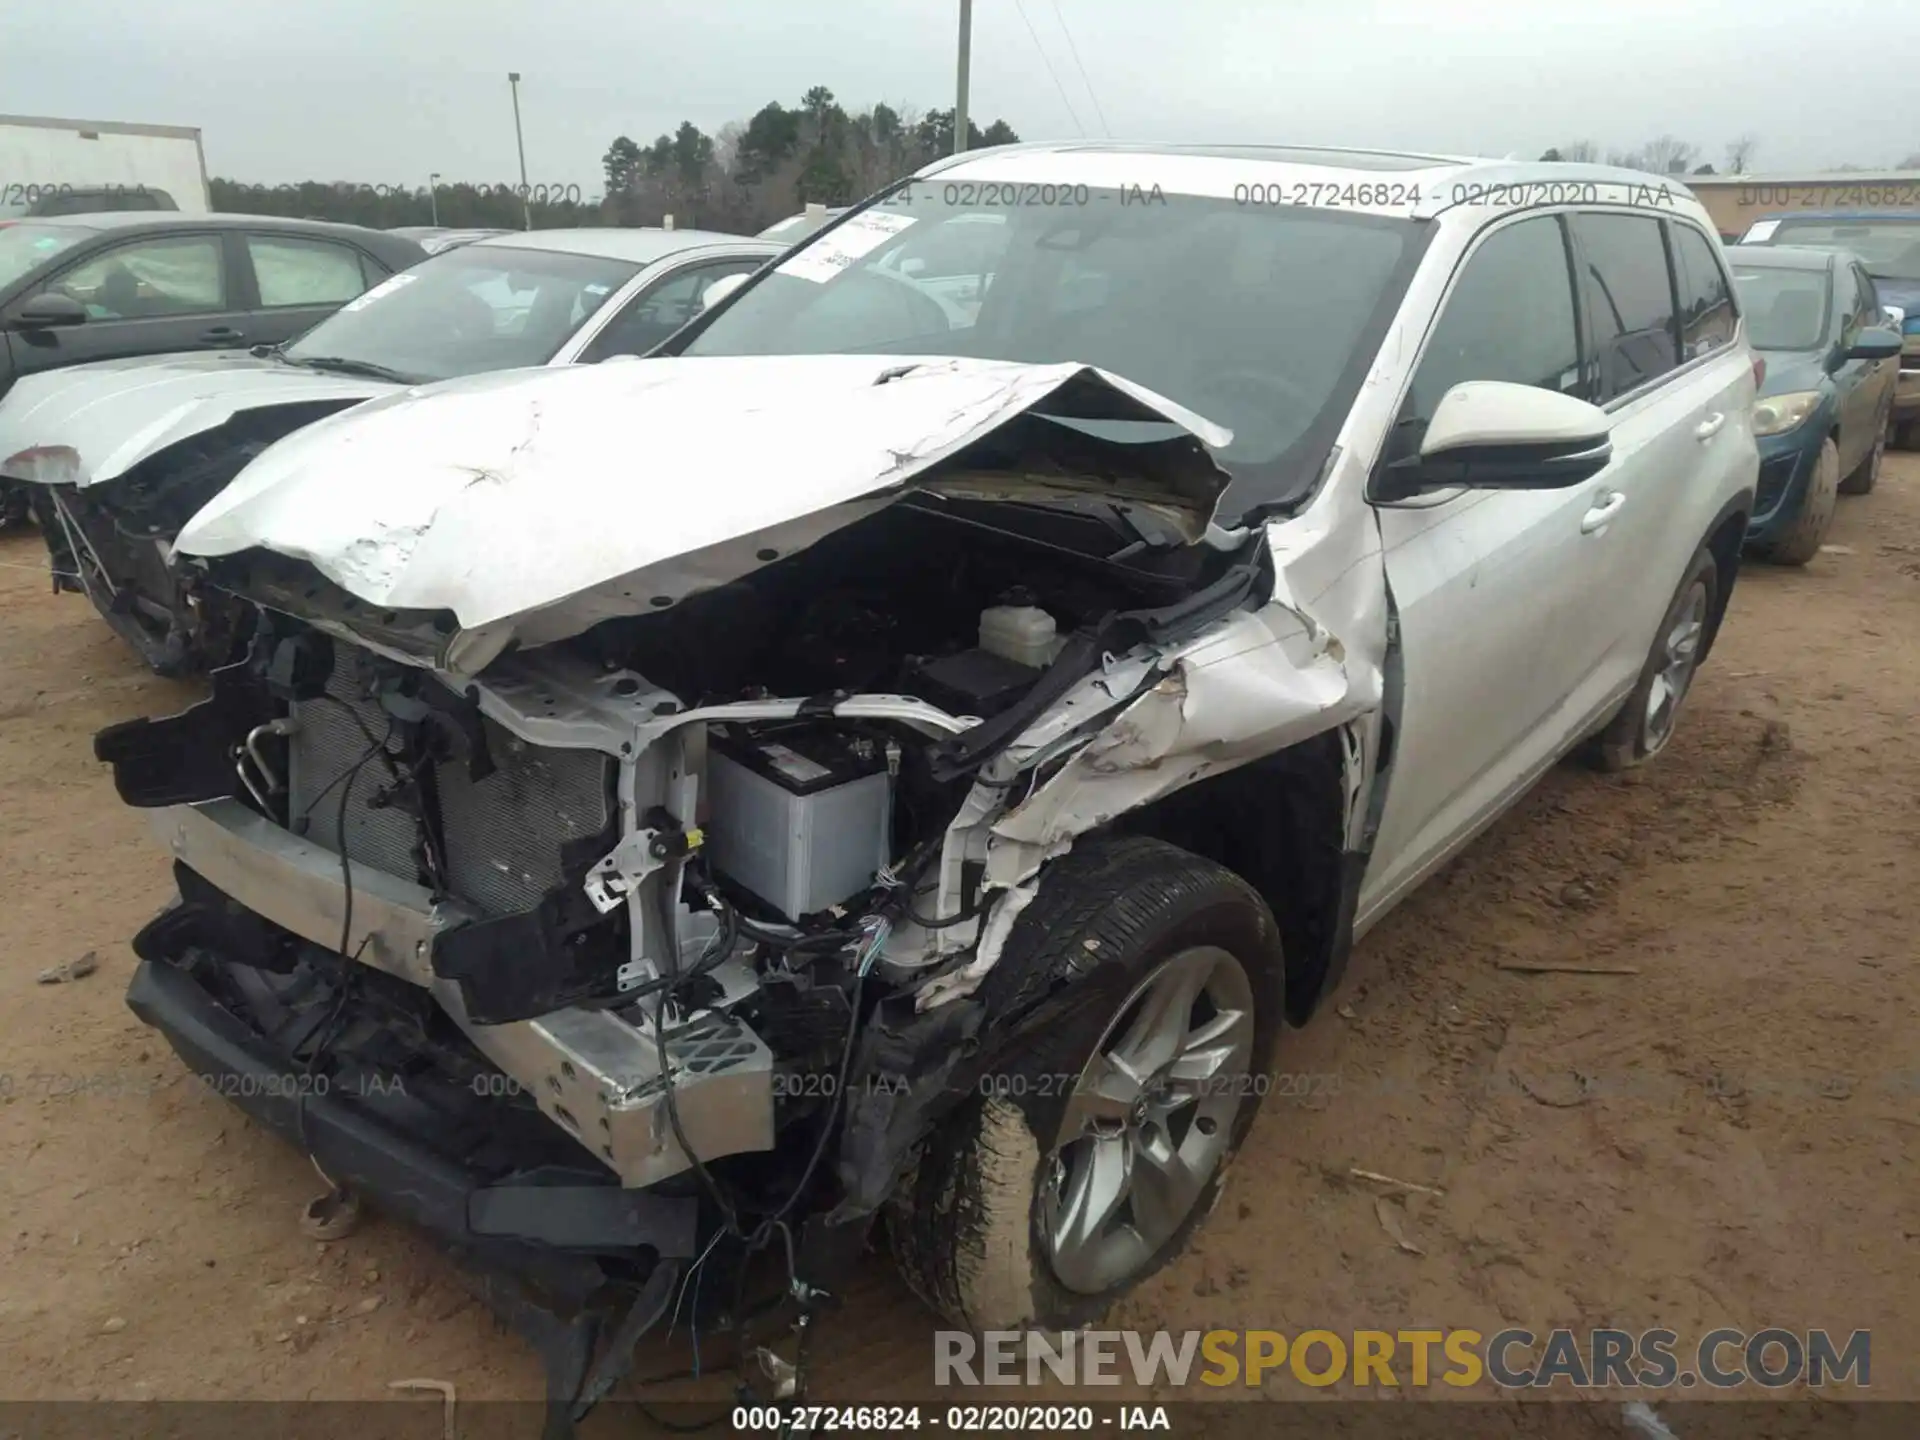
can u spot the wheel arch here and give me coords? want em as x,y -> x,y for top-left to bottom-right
1114,729 -> 1359,1027
1699,488 -> 1753,664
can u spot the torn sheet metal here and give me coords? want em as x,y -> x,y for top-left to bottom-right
174,354 -> 1234,669
915,560 -> 1382,1010
0,351 -> 396,488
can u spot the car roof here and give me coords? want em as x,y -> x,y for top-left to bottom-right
1751,211 -> 1920,223
925,140 -> 1477,173
1727,245 -> 1837,271
23,211 -> 404,240
921,141 -> 1721,226
470,227 -> 759,262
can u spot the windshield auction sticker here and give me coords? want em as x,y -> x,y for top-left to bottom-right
777,209 -> 919,283
337,271 -> 417,312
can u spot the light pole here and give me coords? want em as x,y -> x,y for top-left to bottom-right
954,0 -> 973,154
428,171 -> 441,226
507,72 -> 531,229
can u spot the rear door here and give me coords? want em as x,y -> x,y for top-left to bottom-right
6,230 -> 242,379
238,231 -> 388,348
1554,212 -> 1747,723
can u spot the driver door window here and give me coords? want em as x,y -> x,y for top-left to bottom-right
580,260 -> 760,361
1385,215 -> 1585,465
43,235 -> 226,320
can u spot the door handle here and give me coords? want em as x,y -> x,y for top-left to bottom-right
197,326 -> 245,344
1693,412 -> 1727,441
1580,490 -> 1627,534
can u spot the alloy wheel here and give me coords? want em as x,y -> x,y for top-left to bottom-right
1643,579 -> 1709,755
1039,945 -> 1255,1295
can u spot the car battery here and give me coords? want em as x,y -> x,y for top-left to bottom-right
704,726 -> 893,921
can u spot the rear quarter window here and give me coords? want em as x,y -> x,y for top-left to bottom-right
1669,223 -> 1738,361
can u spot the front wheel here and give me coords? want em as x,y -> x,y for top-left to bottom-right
886,837 -> 1282,1331
1753,437 -> 1839,566
1587,545 -> 1719,772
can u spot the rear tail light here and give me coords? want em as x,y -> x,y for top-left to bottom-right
1751,354 -> 1766,389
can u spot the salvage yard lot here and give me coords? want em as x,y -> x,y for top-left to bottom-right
1,460 -> 1916,1405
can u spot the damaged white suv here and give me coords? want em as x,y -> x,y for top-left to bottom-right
98,144 -> 1757,1408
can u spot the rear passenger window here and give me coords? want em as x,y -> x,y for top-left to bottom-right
1390,215 -> 1583,462
1670,223 -> 1737,361
246,235 -> 370,308
1573,214 -> 1681,399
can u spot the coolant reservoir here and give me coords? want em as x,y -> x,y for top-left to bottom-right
978,605 -> 1063,669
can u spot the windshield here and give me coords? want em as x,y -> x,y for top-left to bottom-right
1765,219 -> 1920,282
283,242 -> 640,382
1730,263 -> 1831,351
0,223 -> 94,290
678,182 -> 1427,515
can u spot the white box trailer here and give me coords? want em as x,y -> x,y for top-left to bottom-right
0,113 -> 210,217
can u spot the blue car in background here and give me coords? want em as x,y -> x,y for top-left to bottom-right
1737,212 -> 1920,449
1725,245 -> 1903,563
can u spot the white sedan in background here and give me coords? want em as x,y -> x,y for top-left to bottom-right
0,226 -> 779,673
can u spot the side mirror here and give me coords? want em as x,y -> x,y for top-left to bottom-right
1847,325 -> 1904,362
9,292 -> 89,331
697,272 -> 750,314
1373,381 -> 1613,502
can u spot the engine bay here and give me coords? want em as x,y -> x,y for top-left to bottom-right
97,491 -> 1267,1197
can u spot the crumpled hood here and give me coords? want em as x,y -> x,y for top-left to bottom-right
175,354 -> 1235,671
0,350 -> 401,488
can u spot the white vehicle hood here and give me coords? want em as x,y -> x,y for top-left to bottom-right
0,351 -> 402,488
176,354 -> 1234,673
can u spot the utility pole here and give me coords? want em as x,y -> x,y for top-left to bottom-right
507,72 -> 532,229
428,172 -> 440,226
954,0 -> 972,154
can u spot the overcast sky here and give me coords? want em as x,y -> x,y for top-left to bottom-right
4,0 -> 1910,189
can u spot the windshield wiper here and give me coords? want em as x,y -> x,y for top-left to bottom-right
283,355 -> 420,384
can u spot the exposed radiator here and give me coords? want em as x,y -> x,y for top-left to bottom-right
286,646 -> 615,917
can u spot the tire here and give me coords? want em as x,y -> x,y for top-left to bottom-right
1892,419 -> 1920,453
1587,544 -> 1719,773
885,836 -> 1283,1332
1840,424 -> 1884,496
0,481 -> 30,530
1754,437 -> 1838,566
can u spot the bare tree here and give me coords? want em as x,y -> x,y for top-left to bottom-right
1898,151 -> 1920,169
1639,135 -> 1700,174
1556,139 -> 1600,164
712,121 -> 745,176
1724,133 -> 1759,175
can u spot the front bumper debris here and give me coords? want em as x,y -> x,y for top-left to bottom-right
125,935 -> 702,1435
144,798 -> 774,1187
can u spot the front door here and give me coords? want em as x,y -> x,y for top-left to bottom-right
1362,211 -> 1612,917
7,231 -> 245,378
